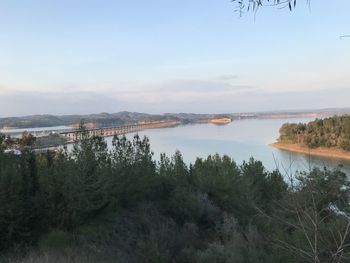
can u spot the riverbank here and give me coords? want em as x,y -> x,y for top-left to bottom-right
271,142 -> 350,161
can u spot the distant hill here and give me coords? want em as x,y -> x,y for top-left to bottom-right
0,115 -> 65,129
0,112 -> 181,129
0,111 -> 225,129
1,108 -> 349,129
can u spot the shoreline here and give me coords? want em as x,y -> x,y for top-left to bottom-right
270,142 -> 350,161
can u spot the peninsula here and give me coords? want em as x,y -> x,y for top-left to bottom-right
271,115 -> 350,160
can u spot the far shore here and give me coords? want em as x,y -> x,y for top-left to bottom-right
270,142 -> 350,161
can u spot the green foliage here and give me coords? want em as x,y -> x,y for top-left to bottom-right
0,133 -> 5,150
0,149 -> 46,250
271,168 -> 350,263
279,115 -> 350,151
38,229 -> 73,253
0,131 -> 349,262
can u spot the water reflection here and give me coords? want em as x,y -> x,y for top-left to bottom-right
100,118 -> 350,173
59,118 -> 350,173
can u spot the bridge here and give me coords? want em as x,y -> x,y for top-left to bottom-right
59,121 -> 180,141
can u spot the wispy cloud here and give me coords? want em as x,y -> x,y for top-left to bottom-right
114,79 -> 257,104
0,79 -> 349,117
0,91 -> 129,117
216,74 -> 240,81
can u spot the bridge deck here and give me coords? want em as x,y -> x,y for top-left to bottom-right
59,121 -> 179,141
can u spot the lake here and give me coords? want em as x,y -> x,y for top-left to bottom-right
5,118 -> 350,174
102,118 -> 350,174
0,125 -> 71,138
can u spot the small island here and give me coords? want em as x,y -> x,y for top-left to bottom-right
208,117 -> 232,125
271,115 -> 350,160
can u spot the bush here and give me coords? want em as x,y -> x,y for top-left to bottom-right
38,230 -> 73,254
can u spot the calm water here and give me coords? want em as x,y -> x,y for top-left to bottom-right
6,119 -> 350,173
0,125 -> 71,137
102,118 -> 350,174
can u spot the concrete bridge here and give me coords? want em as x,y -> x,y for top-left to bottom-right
59,121 -> 180,141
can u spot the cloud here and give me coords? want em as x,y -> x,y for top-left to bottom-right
0,91 -> 129,117
114,79 -> 257,105
0,84 -> 11,95
113,86 -> 350,113
0,78 -> 258,116
0,80 -> 349,117
216,74 -> 240,81
155,79 -> 253,92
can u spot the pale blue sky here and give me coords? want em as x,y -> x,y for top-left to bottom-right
0,0 -> 349,116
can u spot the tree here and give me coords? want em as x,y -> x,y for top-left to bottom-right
232,0 -> 309,14
1,131 -> 350,262
278,116 -> 350,151
67,124 -> 110,227
108,134 -> 159,208
19,131 -> 36,149
0,149 -> 45,249
269,168 -> 350,263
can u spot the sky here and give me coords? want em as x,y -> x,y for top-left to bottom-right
0,0 -> 349,117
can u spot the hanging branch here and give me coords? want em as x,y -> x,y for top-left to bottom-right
232,0 -> 311,14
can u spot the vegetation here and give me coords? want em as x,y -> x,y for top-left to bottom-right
0,112 -> 178,129
1,128 -> 350,262
0,112 -> 236,130
279,115 -> 350,151
232,0 -> 308,13
2,110 -> 339,130
34,134 -> 68,149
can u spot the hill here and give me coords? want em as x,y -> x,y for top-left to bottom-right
1,108 -> 350,130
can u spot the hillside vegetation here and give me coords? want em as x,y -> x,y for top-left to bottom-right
279,115 -> 350,151
3,109 -> 349,129
0,130 -> 350,262
0,112 -> 181,129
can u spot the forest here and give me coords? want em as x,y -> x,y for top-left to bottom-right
0,128 -> 350,263
279,115 -> 350,151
